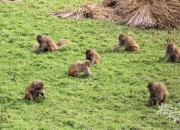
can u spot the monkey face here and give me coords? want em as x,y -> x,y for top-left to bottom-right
147,83 -> 156,93
166,43 -> 176,53
37,35 -> 44,43
119,34 -> 126,41
86,50 -> 93,59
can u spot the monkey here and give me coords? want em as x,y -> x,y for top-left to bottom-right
33,38 -> 71,50
35,35 -> 58,54
164,40 -> 180,63
34,35 -> 71,54
112,34 -> 140,52
147,82 -> 168,106
24,80 -> 46,101
86,49 -> 101,64
68,60 -> 93,77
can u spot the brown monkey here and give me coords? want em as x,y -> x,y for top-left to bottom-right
33,38 -> 71,50
24,80 -> 46,101
164,40 -> 180,63
147,82 -> 168,106
112,34 -> 140,51
86,49 -> 101,64
68,60 -> 93,77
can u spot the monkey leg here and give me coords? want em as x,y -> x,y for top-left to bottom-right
72,71 -> 79,77
173,56 -> 178,63
130,46 -> 138,51
160,95 -> 167,104
40,91 -> 46,99
164,55 -> 170,62
25,92 -> 33,101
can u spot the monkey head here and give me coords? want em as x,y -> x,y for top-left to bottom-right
119,34 -> 126,41
147,82 -> 156,93
118,34 -> 127,45
166,43 -> 176,53
36,35 -> 44,44
84,60 -> 92,67
31,80 -> 45,93
86,49 -> 93,58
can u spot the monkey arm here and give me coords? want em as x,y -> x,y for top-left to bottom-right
84,68 -> 93,76
112,42 -> 121,51
90,56 -> 95,64
35,43 -> 47,54
35,48 -> 45,54
164,53 -> 170,62
40,90 -> 46,99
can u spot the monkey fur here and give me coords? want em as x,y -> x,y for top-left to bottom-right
68,60 -> 93,77
24,80 -> 46,101
164,40 -> 180,63
86,49 -> 101,64
112,34 -> 140,52
147,82 -> 168,106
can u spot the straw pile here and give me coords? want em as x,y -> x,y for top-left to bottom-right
52,2 -> 118,22
52,0 -> 180,29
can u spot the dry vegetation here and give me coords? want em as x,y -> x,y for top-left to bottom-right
52,0 -> 180,29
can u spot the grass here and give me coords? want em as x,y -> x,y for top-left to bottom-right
0,0 -> 180,129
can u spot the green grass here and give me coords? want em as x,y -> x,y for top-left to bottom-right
0,0 -> 180,129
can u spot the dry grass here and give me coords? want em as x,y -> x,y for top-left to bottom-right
52,0 -> 180,29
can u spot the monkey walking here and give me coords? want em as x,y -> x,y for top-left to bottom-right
86,48 -> 101,64
112,34 -> 140,52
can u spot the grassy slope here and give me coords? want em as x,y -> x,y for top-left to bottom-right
0,0 -> 180,129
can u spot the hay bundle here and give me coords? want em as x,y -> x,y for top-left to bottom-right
115,0 -> 180,29
101,0 -> 119,7
51,2 -> 117,21
52,0 -> 180,29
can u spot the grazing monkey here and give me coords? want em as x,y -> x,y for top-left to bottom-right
25,80 -> 46,101
164,40 -> 180,63
147,82 -> 168,106
33,38 -> 71,50
112,34 -> 140,51
68,60 -> 93,77
86,49 -> 101,64
35,35 -> 58,54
